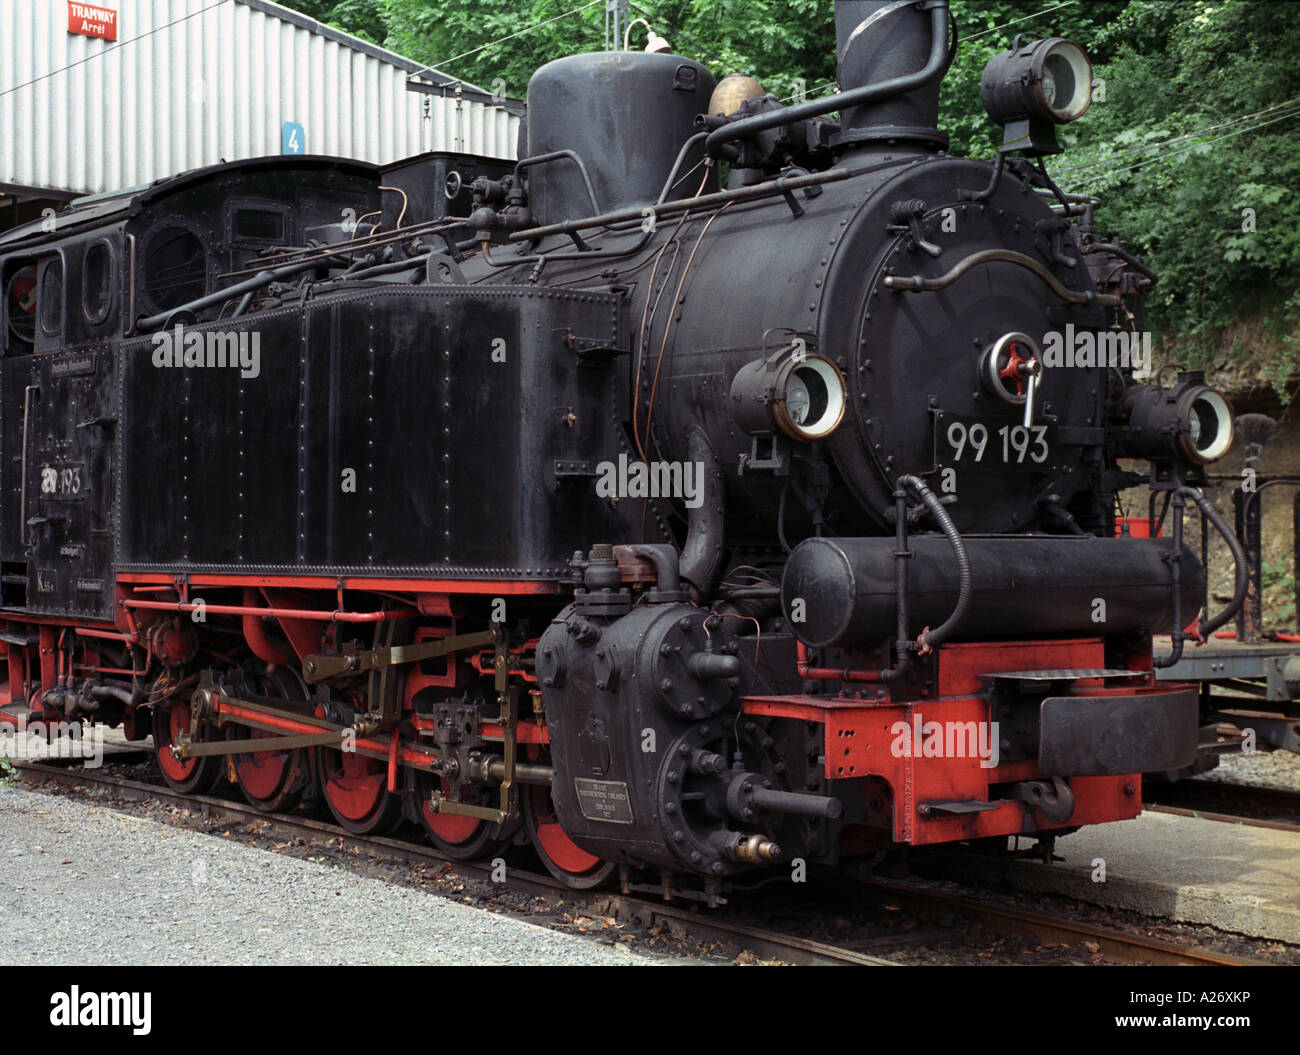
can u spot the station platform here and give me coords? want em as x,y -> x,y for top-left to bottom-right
949,809 -> 1300,944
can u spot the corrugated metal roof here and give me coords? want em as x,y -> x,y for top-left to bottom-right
0,0 -> 521,198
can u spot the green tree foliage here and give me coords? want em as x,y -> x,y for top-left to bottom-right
290,0 -> 387,45
375,1 -> 837,103
279,0 -> 1299,391
1058,1 -> 1300,392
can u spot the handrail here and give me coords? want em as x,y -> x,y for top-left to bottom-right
121,598 -> 416,623
508,167 -> 851,243
884,248 -> 1122,307
1153,486 -> 1247,669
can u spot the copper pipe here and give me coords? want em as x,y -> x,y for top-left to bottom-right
74,627 -> 134,642
795,641 -> 883,683
377,185 -> 408,229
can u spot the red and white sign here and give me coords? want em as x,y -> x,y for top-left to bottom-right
67,2 -> 117,41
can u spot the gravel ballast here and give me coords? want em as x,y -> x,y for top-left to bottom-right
0,784 -> 677,966
1199,748 -> 1300,791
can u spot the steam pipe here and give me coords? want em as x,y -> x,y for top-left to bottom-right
679,426 -> 726,596
884,248 -> 1123,307
219,218 -> 466,280
885,481 -> 914,682
657,132 -> 710,202
703,2 -> 950,154
629,544 -> 684,598
482,225 -> 655,268
795,640 -> 883,683
1155,489 -> 1188,668
242,588 -> 298,666
137,257 -> 331,332
87,685 -> 135,706
508,167 -> 850,243
335,253 -> 433,282
74,627 -> 135,643
1081,241 -> 1159,287
514,150 -> 603,216
1186,487 -> 1248,640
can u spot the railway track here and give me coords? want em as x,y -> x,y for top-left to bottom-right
860,878 -> 1263,967
1147,803 -> 1300,835
7,758 -> 1269,966
1144,779 -> 1300,834
8,759 -> 891,967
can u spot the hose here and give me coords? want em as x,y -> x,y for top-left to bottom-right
897,474 -> 971,653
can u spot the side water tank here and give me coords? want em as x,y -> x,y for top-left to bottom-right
525,52 -> 717,226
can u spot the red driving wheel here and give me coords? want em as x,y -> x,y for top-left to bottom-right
316,744 -> 402,835
232,670 -> 309,813
154,699 -> 224,795
523,781 -> 615,889
415,770 -> 517,861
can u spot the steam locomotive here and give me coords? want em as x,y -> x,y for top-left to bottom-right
0,0 -> 1243,900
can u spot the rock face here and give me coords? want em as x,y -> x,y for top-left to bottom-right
1171,310 -> 1300,418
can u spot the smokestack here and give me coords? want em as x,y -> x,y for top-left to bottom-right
833,0 -> 950,152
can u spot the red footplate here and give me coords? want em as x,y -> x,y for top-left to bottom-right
743,639 -> 1180,846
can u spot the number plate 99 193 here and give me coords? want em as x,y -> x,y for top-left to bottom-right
933,413 -> 1054,471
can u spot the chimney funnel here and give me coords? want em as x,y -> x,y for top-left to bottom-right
833,0 -> 950,152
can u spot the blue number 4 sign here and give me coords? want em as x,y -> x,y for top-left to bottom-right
282,122 -> 305,155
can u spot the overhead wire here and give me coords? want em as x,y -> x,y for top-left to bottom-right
408,0 -> 604,80
963,0 -> 1081,41
1067,104 -> 1300,187
1057,96 -> 1300,177
0,0 -> 606,102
